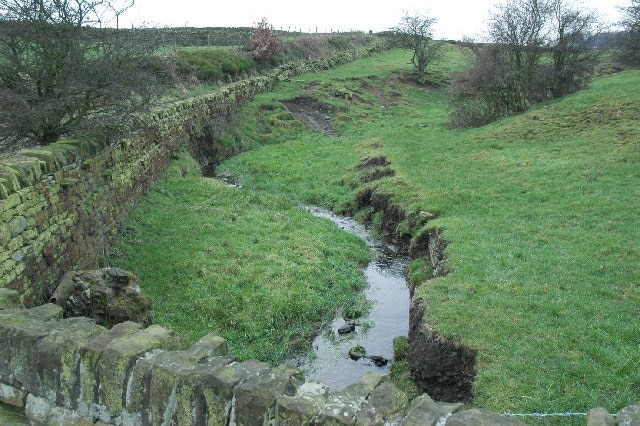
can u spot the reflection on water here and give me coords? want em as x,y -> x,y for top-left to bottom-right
298,207 -> 410,390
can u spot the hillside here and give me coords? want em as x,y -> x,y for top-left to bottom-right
112,47 -> 640,421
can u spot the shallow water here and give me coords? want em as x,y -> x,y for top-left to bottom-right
298,207 -> 410,390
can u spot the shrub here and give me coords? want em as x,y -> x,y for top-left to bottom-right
449,45 -> 530,127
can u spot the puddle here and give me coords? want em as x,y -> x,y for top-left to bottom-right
298,207 -> 410,390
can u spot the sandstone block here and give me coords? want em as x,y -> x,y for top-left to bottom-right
618,403 -> 640,426
318,371 -> 385,424
233,364 -> 303,425
355,381 -> 408,426
400,392 -> 464,426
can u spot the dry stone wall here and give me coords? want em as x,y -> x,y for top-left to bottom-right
0,296 -> 521,425
1,296 -> 634,425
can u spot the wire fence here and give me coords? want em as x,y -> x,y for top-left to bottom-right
502,411 -> 618,419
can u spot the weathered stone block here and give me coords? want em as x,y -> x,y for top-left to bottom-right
229,361 -> 303,426
0,224 -> 11,245
96,324 -> 173,416
0,383 -> 27,407
77,321 -> 144,414
25,393 -> 95,426
587,407 -> 616,426
0,304 -> 63,388
0,192 -> 21,212
618,403 -> 640,426
0,167 -> 20,193
0,180 -> 9,199
143,349 -> 235,426
355,381 -> 408,426
319,371 -> 385,424
276,381 -> 330,425
53,268 -> 153,328
19,149 -> 63,172
188,334 -> 229,359
8,216 -> 27,238
400,393 -> 464,426
31,316 -> 106,407
201,358 -> 269,425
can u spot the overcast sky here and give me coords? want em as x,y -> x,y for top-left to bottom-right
119,0 -> 626,40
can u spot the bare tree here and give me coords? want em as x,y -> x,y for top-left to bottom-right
618,0 -> 640,67
0,0 -> 159,146
547,0 -> 601,97
488,0 -> 548,98
449,0 -> 603,127
393,11 -> 444,84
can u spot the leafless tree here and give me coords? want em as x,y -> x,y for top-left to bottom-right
488,0 -> 548,98
547,0 -> 601,97
449,0 -> 603,127
0,0 -> 159,146
618,0 -> 640,67
393,11 -> 444,84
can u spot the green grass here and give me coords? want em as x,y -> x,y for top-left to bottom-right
109,154 -> 370,364
217,50 -> 640,420
112,46 -> 640,423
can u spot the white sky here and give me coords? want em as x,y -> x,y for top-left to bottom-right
119,0 -> 625,40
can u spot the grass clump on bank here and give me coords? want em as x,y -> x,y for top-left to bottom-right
109,153 -> 369,364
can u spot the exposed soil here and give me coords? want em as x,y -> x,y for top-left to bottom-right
281,96 -> 338,136
408,296 -> 477,403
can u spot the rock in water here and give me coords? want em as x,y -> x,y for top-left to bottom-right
338,323 -> 356,335
349,350 -> 363,360
367,355 -> 389,367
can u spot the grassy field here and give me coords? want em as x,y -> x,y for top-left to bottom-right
111,47 -> 640,421
109,157 -> 371,362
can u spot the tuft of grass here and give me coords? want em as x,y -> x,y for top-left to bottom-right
389,336 -> 422,401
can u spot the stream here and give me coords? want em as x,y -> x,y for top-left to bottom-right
297,207 -> 411,390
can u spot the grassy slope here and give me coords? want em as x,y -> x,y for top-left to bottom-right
411,71 -> 640,415
217,49 -> 640,417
